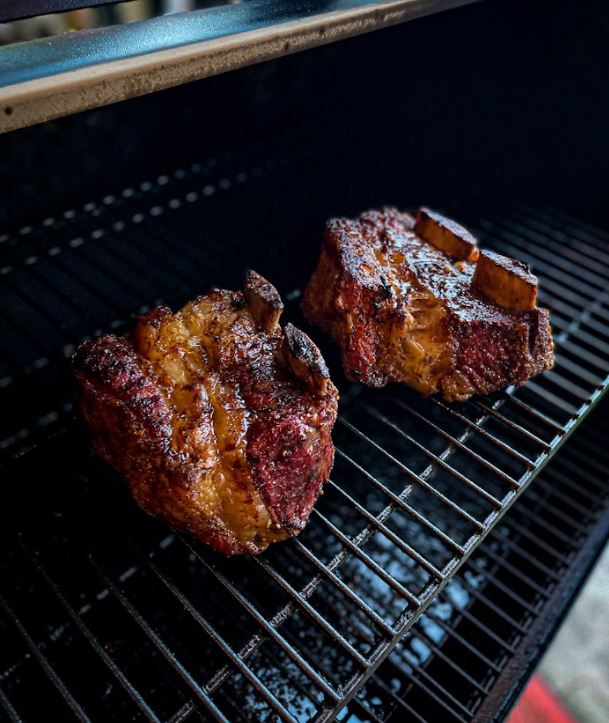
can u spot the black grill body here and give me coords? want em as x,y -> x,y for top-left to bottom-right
1,1 -> 609,720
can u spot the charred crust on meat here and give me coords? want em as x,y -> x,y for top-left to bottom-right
137,306 -> 173,328
472,250 -> 538,311
282,323 -> 330,394
415,207 -> 480,262
244,269 -> 283,333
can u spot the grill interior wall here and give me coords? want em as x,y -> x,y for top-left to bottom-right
2,0 -> 609,231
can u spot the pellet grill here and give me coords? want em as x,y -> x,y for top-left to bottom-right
1,1 -> 609,721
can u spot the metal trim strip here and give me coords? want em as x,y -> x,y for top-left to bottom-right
0,0 -> 479,133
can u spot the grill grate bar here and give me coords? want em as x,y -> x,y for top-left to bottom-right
535,278 -> 593,318
572,316 -> 609,343
573,424 -> 609,453
553,353 -> 605,387
390,399 -> 519,486
371,407 -> 609,721
339,418 -> 486,530
560,341 -> 609,374
543,364 -> 596,401
89,558 -> 230,722
436,591 -> 518,655
539,470 -> 602,512
176,447 -> 427,705
512,493 -> 584,552
16,540 -> 160,723
254,556 -> 371,668
3,275 -> 82,356
504,395 -> 564,432
249,640 -> 325,722
489,526 -> 564,581
504,515 -> 574,560
559,449 -> 609,484
292,539 -> 395,636
502,224 -> 607,299
311,509 -> 422,606
500,526 -> 569,566
524,380 -> 580,416
365,406 -> 505,507
396,662 -> 471,722
469,401 -> 552,449
484,217 -> 609,290
326,479 -> 445,580
62,225 -> 168,309
1,292 -> 59,363
348,696 -> 387,723
515,205 -> 609,258
334,446 -> 466,555
363,663 -> 429,723
450,577 -> 529,635
46,229 -> 146,313
422,608 -> 508,670
476,547 -> 551,598
146,560 -> 300,723
516,206 -> 609,260
479,223 -> 603,302
429,400 -> 535,467
11,249 -> 125,331
181,539 -> 341,703
82,206 -> 209,292
410,627 -> 490,696
0,595 -> 90,722
543,452 -> 609,498
563,326 -> 609,357
545,368 -> 601,401
168,702 -> 197,723
0,687 -> 21,723
544,308 -> 585,338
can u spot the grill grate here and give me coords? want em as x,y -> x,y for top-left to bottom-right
1,150 -> 609,721
347,406 -> 609,722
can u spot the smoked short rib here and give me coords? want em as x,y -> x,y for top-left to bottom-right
73,272 -> 338,555
302,207 -> 554,401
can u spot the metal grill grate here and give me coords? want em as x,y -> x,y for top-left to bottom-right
1,151 -> 609,721
347,405 -> 609,722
